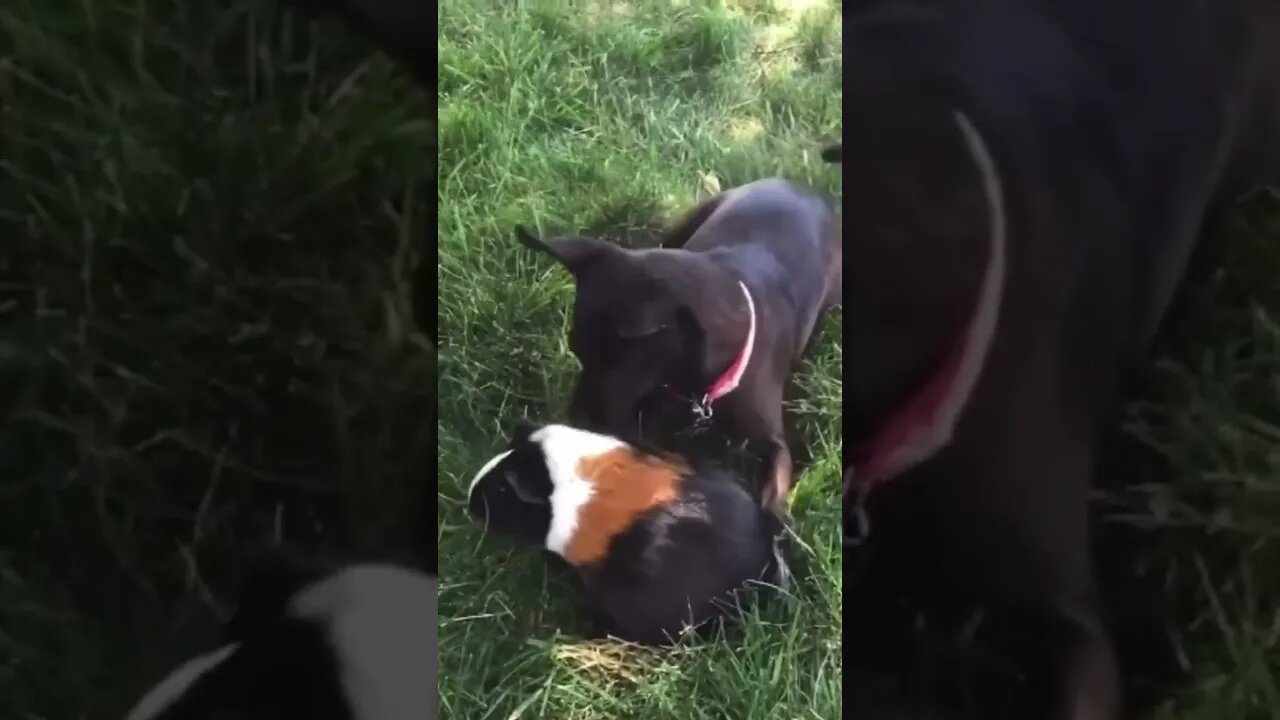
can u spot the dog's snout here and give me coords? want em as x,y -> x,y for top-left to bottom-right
567,372 -> 645,438
567,376 -> 599,426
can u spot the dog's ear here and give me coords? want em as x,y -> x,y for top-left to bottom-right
660,193 -> 727,249
514,225 -> 612,274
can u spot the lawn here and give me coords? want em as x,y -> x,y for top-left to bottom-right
436,1 -> 843,719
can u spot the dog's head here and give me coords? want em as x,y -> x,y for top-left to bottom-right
514,227 -> 743,434
468,422 -> 691,567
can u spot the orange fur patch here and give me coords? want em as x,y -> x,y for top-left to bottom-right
562,449 -> 687,567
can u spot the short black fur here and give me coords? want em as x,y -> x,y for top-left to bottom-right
581,467 -> 784,645
150,616 -> 350,720
467,427 -> 554,546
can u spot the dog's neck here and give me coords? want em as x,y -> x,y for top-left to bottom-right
845,97 -> 1007,494
660,260 -> 757,410
854,111 -> 1007,490
703,281 -> 756,405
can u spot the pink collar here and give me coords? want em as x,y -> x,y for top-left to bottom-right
848,110 -> 1007,495
665,280 -> 756,420
703,281 -> 757,406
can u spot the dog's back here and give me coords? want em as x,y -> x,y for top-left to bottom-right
680,178 -> 841,343
852,0 -> 1280,348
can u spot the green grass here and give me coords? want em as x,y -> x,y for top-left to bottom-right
1103,191 -> 1280,720
436,1 -> 842,718
0,1 -> 431,717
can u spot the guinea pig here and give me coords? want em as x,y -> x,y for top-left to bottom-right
124,561 -> 437,720
467,421 -> 788,646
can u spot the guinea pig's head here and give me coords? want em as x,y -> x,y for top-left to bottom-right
467,422 -> 554,546
466,421 -> 641,558
124,561 -> 438,720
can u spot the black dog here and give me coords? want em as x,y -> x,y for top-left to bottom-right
843,2 -> 1280,719
467,422 -> 786,645
514,178 -> 841,509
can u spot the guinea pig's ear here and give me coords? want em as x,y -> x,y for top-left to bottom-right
227,550 -> 328,642
506,469 -> 549,506
510,419 -> 539,447
514,225 -> 612,275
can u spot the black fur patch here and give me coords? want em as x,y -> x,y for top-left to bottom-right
227,551 -> 329,644
467,428 -> 555,546
149,616 -> 349,720
583,467 -> 783,645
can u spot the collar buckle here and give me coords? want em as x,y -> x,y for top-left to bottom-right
691,394 -> 714,426
670,280 -> 754,432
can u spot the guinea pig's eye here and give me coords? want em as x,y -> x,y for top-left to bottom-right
505,471 -> 547,506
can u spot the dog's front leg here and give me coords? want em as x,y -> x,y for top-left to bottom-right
731,384 -> 793,509
762,438 -> 793,511
1046,608 -> 1121,720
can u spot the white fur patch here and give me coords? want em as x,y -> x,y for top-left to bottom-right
125,643 -> 239,720
289,565 -> 438,720
528,424 -> 626,558
468,449 -> 513,496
